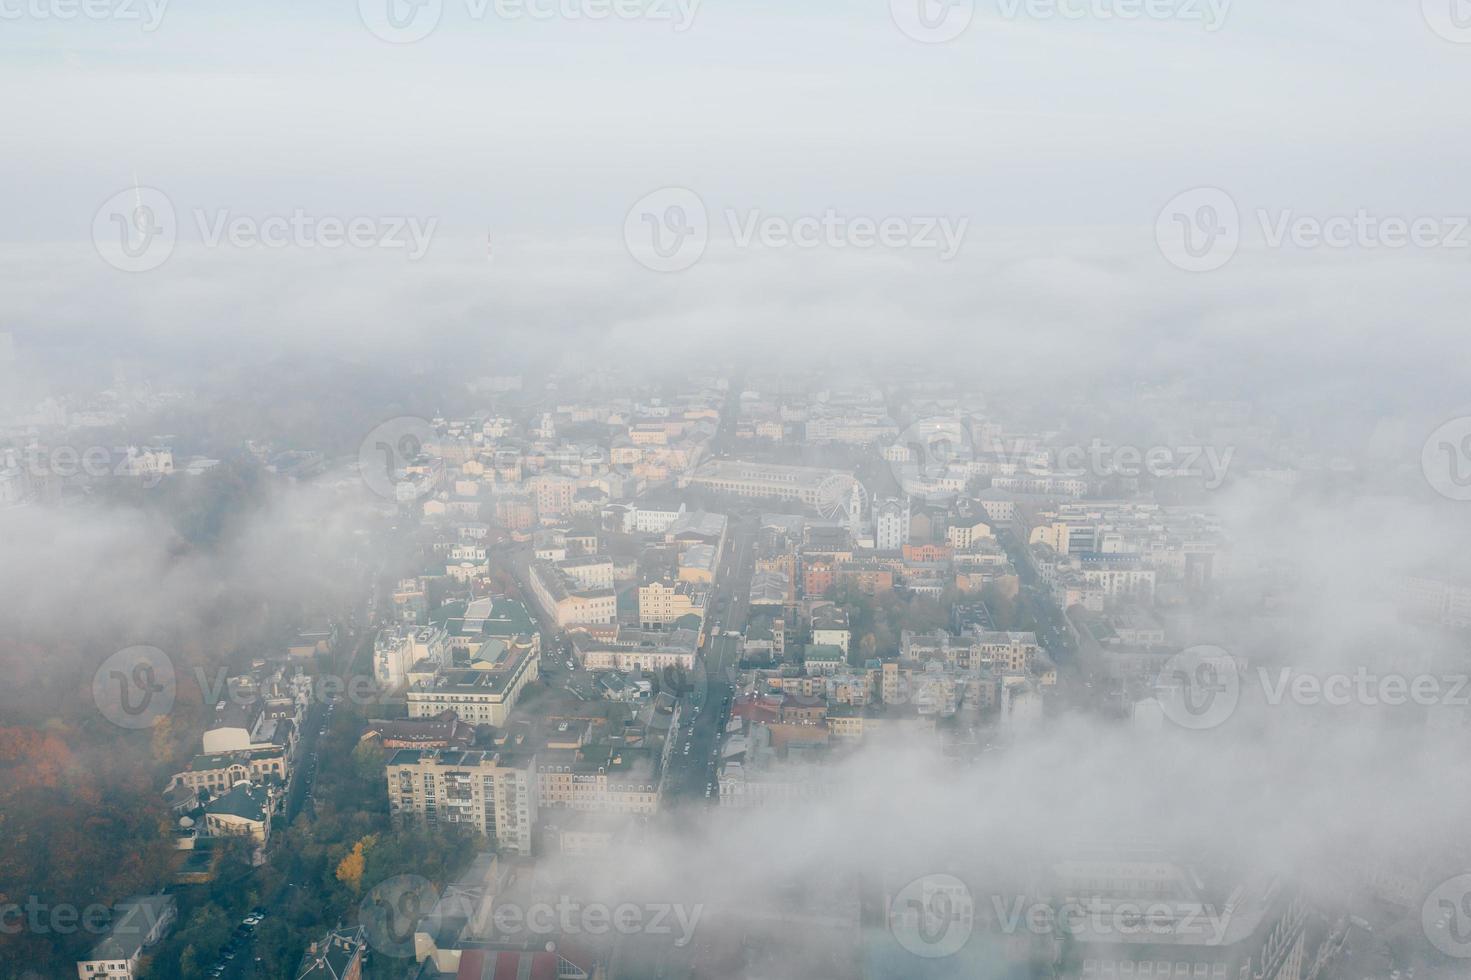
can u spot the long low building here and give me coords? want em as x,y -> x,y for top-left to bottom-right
687,459 -> 854,508
168,748 -> 288,799
570,626 -> 700,672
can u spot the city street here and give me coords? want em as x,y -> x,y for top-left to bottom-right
662,514 -> 757,805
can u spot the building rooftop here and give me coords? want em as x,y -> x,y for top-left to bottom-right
203,781 -> 269,822
294,925 -> 366,980
84,895 -> 175,965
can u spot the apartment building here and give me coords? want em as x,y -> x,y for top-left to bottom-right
811,605 -> 851,653
946,516 -> 994,549
972,631 -> 1041,673
386,749 -> 537,854
718,758 -> 832,809
375,624 -> 451,688
528,559 -> 617,628
973,489 -> 1019,524
833,561 -> 894,596
556,555 -> 615,591
637,580 -> 708,628
529,474 -> 576,520
870,497 -> 906,550
900,628 -> 1043,679
536,745 -> 661,815
1082,560 -> 1158,603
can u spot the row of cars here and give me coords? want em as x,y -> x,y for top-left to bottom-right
206,907 -> 268,977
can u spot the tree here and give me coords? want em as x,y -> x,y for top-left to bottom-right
336,835 -> 377,892
178,944 -> 203,978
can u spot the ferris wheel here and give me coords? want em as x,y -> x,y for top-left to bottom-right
816,474 -> 868,524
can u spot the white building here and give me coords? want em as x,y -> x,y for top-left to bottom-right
873,496 -> 910,551
375,625 -> 451,688
75,895 -> 177,980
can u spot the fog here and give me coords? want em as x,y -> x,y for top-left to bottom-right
3,0 -> 1469,977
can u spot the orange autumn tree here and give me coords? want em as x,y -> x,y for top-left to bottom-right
335,834 -> 378,893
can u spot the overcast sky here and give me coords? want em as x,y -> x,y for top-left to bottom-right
2,1 -> 1468,394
